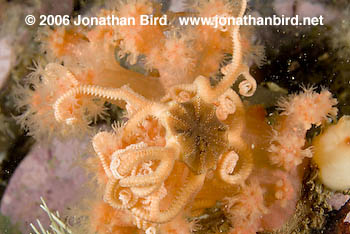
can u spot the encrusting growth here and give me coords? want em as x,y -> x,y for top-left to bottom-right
313,115 -> 350,191
269,88 -> 338,171
15,0 -> 340,233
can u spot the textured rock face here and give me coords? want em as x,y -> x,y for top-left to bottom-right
0,138 -> 89,233
0,39 -> 14,89
273,0 -> 337,23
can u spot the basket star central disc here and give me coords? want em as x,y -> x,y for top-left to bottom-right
168,96 -> 229,174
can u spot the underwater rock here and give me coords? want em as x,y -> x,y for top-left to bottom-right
0,138 -> 89,233
273,0 -> 337,23
325,199 -> 350,234
328,193 -> 350,210
0,39 -> 14,89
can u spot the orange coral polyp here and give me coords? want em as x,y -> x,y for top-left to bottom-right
197,0 -> 233,17
269,88 -> 337,170
116,0 -> 165,61
90,201 -> 139,234
48,27 -> 86,58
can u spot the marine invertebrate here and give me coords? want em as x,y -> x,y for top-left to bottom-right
223,178 -> 268,232
15,18 -> 165,139
30,197 -> 72,234
167,96 -> 229,174
313,115 -> 350,190
55,29 -> 254,230
48,0 -> 256,231
269,87 -> 338,171
88,201 -> 140,234
14,0 -> 342,233
15,63 -> 90,138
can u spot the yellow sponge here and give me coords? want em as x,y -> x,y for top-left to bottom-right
313,116 -> 350,191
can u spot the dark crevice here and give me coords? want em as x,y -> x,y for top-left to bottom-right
0,135 -> 35,204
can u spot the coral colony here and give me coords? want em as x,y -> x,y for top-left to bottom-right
14,0 -> 349,233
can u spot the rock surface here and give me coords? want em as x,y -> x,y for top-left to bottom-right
0,39 -> 14,90
0,138 -> 89,233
